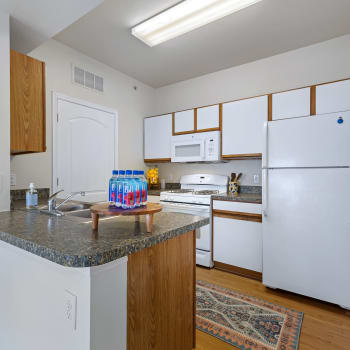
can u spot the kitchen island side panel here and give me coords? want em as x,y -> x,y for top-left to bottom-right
127,230 -> 195,350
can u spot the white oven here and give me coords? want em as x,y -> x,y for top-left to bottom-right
171,131 -> 220,163
161,201 -> 212,267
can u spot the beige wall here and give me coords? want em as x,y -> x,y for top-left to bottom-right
0,12 -> 10,211
10,39 -> 155,191
153,34 -> 350,185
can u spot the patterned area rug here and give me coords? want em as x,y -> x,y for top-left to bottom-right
196,280 -> 303,350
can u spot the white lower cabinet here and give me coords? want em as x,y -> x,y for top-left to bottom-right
213,217 -> 262,272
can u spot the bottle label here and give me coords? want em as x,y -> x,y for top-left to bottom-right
128,186 -> 134,206
135,183 -> 141,206
117,183 -> 123,205
123,184 -> 129,207
26,193 -> 38,207
111,183 -> 116,203
142,183 -> 148,202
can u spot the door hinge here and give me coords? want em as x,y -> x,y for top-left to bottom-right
57,177 -> 59,186
57,113 -> 59,123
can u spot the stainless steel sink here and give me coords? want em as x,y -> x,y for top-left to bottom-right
65,209 -> 92,219
58,203 -> 92,213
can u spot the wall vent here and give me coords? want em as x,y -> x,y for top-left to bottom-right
72,65 -> 104,93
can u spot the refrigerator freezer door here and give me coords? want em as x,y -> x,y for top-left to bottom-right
266,111 -> 350,168
263,167 -> 350,308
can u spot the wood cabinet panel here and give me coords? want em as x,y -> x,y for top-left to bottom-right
144,114 -> 172,162
10,49 -> 46,154
127,230 -> 195,350
222,96 -> 268,158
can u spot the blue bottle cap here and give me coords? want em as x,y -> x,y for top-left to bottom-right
112,170 -> 118,175
126,170 -> 132,175
140,170 -> 144,175
133,170 -> 138,175
119,170 -> 125,175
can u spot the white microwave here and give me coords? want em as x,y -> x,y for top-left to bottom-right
171,131 -> 221,163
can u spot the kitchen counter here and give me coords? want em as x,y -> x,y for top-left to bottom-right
212,192 -> 262,204
148,189 -> 162,196
0,206 -> 208,268
1,202 -> 201,350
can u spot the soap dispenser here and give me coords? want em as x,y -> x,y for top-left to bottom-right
26,183 -> 38,209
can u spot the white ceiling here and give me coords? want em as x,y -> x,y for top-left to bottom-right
0,0 -> 103,53
54,0 -> 350,87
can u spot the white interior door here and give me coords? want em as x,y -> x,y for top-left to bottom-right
55,97 -> 117,202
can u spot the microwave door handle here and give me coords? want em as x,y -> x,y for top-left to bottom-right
201,140 -> 205,160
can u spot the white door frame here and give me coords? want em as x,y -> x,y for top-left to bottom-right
52,92 -> 118,194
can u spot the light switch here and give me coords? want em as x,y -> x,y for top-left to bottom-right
253,174 -> 260,184
64,290 -> 77,331
10,173 -> 16,187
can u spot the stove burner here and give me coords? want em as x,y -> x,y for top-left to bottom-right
193,190 -> 220,195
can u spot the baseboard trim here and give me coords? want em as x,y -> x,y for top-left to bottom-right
214,261 -> 262,281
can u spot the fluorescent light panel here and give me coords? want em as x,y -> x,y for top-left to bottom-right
131,0 -> 263,47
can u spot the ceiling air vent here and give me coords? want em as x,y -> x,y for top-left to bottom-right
72,64 -> 104,93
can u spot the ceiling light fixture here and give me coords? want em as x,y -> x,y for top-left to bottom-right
131,0 -> 263,47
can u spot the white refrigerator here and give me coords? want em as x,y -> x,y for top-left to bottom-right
262,111 -> 350,309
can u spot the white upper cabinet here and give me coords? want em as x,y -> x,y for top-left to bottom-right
144,114 -> 172,160
174,109 -> 195,133
197,105 -> 220,130
316,80 -> 350,115
222,96 -> 268,156
272,87 -> 311,120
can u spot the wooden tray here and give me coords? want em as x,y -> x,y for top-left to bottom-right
90,202 -> 162,232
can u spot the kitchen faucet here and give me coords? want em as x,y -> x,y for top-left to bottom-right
40,190 -> 86,216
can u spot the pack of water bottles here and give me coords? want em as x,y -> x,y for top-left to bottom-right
109,170 -> 148,209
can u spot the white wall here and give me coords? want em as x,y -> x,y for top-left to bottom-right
153,34 -> 350,185
10,39 -> 155,191
0,12 -> 10,211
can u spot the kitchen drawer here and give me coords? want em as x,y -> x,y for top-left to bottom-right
212,200 -> 262,214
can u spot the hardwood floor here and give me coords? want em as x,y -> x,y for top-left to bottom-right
195,267 -> 350,350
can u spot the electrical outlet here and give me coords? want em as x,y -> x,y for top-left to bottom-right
10,173 -> 16,187
65,290 -> 77,330
253,174 -> 260,184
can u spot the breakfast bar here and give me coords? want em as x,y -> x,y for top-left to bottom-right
0,207 -> 208,350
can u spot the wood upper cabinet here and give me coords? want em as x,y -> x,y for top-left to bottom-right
10,49 -> 46,154
173,109 -> 195,134
272,87 -> 311,120
316,79 -> 350,115
144,114 -> 172,162
222,95 -> 268,158
196,105 -> 220,131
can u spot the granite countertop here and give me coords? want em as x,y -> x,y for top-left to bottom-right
148,190 -> 161,196
212,192 -> 262,204
0,206 -> 208,268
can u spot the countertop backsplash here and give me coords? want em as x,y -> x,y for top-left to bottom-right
148,159 -> 262,186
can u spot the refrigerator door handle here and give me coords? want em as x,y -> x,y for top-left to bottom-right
262,121 -> 268,169
262,169 -> 268,217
